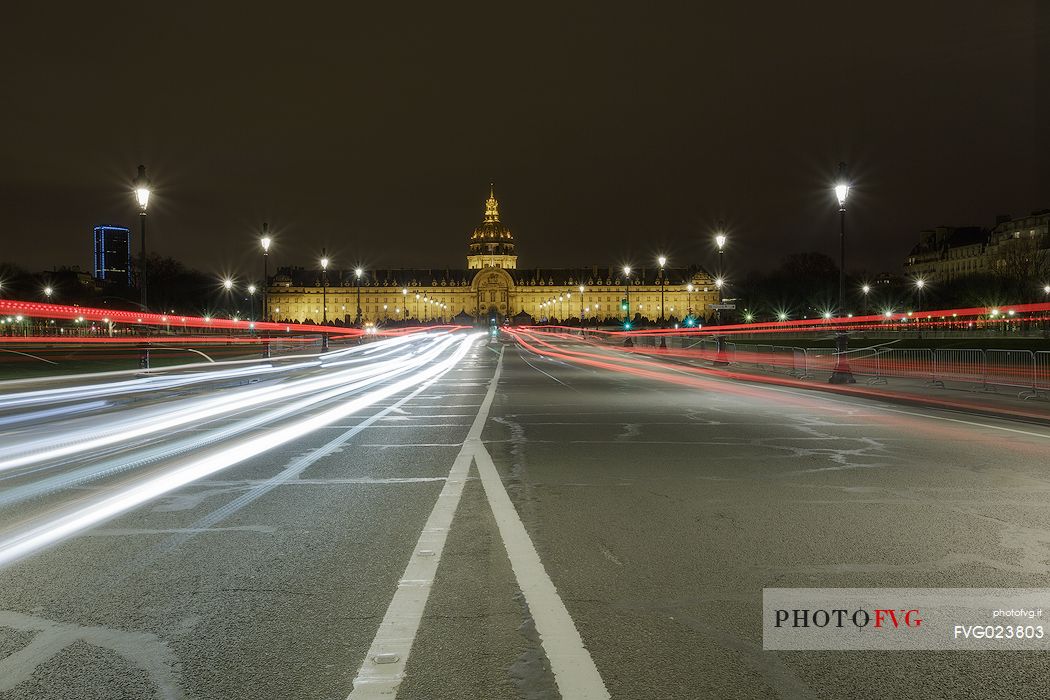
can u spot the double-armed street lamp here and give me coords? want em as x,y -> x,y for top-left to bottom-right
829,162 -> 856,384
260,224 -> 272,321
133,165 -> 151,311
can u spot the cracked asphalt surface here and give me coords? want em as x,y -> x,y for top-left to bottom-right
1,332 -> 1049,698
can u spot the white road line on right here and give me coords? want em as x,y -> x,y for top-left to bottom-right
473,437 -> 610,699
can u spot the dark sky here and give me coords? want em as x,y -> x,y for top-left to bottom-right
2,2 -> 1046,281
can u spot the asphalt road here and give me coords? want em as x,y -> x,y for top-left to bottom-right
1,330 -> 1049,699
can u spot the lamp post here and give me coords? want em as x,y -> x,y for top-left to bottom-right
579,284 -> 585,322
221,277 -> 235,318
260,224 -> 271,321
248,284 -> 257,322
686,283 -> 694,325
658,255 -> 667,325
354,267 -> 363,326
320,251 -> 329,324
714,229 -> 729,364
133,165 -> 151,311
623,266 -> 632,327
861,283 -> 871,316
829,162 -> 856,383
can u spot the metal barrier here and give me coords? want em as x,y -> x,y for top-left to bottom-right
985,349 -> 1037,398
934,349 -> 984,389
868,349 -> 936,386
1037,352 -> 1050,396
771,346 -> 805,376
552,330 -> 1049,401
803,347 -> 838,378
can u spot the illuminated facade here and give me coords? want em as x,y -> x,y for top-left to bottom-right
266,188 -> 718,324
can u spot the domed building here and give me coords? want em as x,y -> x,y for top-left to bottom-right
266,186 -> 718,325
467,185 -> 517,270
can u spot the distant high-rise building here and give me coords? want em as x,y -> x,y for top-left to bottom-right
93,225 -> 131,285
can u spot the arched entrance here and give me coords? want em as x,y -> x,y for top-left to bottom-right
471,267 -> 515,324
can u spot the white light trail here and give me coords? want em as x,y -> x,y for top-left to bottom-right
0,334 -> 480,567
0,335 -> 456,473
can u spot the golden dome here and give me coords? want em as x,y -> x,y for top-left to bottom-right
470,184 -> 514,241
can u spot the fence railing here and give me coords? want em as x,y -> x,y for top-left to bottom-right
575,330 -> 1049,400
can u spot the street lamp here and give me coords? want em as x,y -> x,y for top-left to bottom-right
354,267 -> 363,325
133,165 -> 151,311
221,277 -> 235,318
578,284 -> 585,321
861,283 -> 871,316
260,224 -> 272,321
320,251 -> 329,324
623,265 -> 632,326
657,255 -> 667,324
712,225 -> 730,360
686,283 -> 694,323
248,284 -> 257,321
914,277 -> 926,310
829,162 -> 855,384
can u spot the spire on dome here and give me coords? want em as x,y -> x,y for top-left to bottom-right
484,183 -> 500,223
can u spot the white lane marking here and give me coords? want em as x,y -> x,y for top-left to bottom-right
349,345 -> 607,699
473,441 -> 610,699
348,347 -> 501,698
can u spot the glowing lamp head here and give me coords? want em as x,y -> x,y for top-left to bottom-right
658,255 -> 667,267
823,311 -> 832,319
687,283 -> 694,292
715,234 -> 727,250
834,184 -> 849,207
402,288 -> 407,295
355,267 -> 363,278
133,165 -> 151,210
835,161 -> 850,208
884,310 -> 893,318
44,286 -> 53,297
222,278 -> 233,290
915,278 -> 926,289
1043,284 -> 1050,295
320,257 -> 329,270
248,284 -> 256,294
715,277 -> 724,289
260,236 -> 272,252
623,265 -> 631,276
579,285 -> 585,293
862,284 -> 871,294
778,312 -> 787,321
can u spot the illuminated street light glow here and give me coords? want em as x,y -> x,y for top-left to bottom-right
223,278 -> 233,291
715,234 -> 727,250
260,236 -> 271,252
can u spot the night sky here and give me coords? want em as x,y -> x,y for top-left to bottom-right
2,2 -> 1045,280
